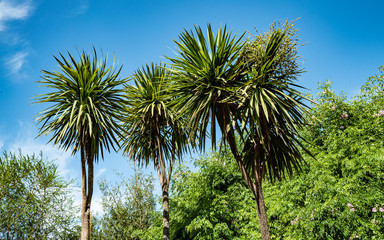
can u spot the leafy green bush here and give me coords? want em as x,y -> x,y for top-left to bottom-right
93,168 -> 162,240
265,67 -> 384,239
0,151 -> 77,239
170,150 -> 262,240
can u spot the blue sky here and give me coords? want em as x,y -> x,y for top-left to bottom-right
1,0 -> 383,213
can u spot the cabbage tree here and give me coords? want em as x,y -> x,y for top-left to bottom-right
36,49 -> 126,240
121,63 -> 191,240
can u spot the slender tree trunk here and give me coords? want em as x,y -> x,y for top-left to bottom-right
224,127 -> 257,194
153,116 -> 172,240
227,134 -> 271,239
220,114 -> 271,240
253,179 -> 270,240
155,167 -> 171,240
155,162 -> 171,240
87,158 -> 94,237
162,187 -> 170,240
80,153 -> 89,240
252,140 -> 270,240
80,147 -> 94,240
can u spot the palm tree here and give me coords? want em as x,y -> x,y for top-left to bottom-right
167,22 -> 309,240
121,63 -> 190,240
35,48 -> 126,240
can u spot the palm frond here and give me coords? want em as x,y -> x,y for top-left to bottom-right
168,24 -> 245,149
238,23 -> 311,182
35,48 -> 127,162
121,63 -> 192,168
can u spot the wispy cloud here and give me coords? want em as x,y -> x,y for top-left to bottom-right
0,1 -> 34,80
67,0 -> 89,17
0,0 -> 33,32
0,33 -> 24,46
75,0 -> 89,15
96,168 -> 107,178
72,192 -> 104,215
6,51 -> 28,75
91,195 -> 104,214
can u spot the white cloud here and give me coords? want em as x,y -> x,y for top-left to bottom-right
73,192 -> 104,215
6,51 -> 28,75
74,0 -> 89,16
92,196 -> 104,215
0,0 -> 33,32
96,168 -> 107,178
0,1 -> 34,80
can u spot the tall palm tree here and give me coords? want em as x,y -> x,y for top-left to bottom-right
35,48 -> 126,240
168,23 -> 309,240
121,63 -> 190,240
236,26 -> 311,239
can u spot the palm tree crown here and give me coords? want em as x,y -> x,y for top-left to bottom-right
237,28 -> 310,182
121,63 -> 189,166
36,49 -> 126,161
168,24 -> 245,148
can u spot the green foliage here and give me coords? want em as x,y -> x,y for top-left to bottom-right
166,24 -> 245,148
238,21 -> 309,182
264,67 -> 384,239
265,149 -> 384,239
241,20 -> 303,84
170,150 -> 261,240
93,168 -> 162,240
121,63 -> 189,165
0,151 -> 77,239
168,67 -> 384,239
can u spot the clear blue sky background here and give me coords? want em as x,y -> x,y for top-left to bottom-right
1,0 -> 383,213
